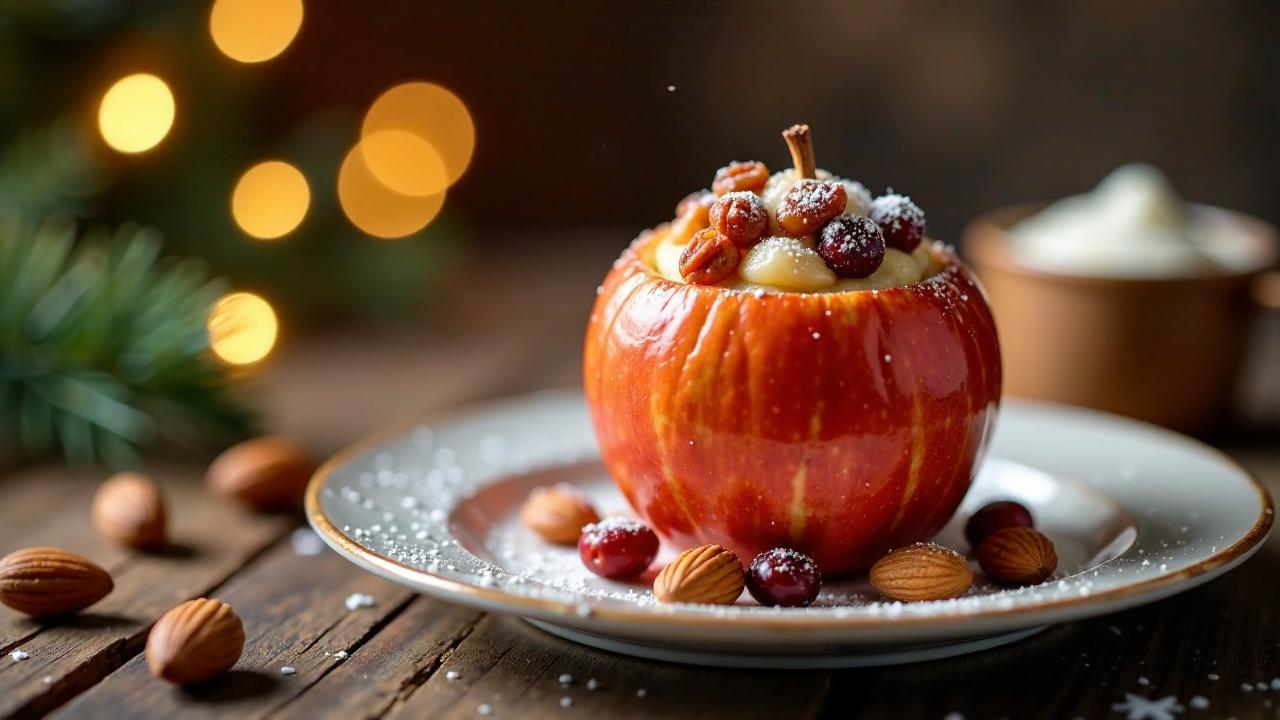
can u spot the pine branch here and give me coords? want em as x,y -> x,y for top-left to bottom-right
0,216 -> 255,467
0,119 -> 106,219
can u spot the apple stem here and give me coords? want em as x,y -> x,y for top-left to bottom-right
783,124 -> 816,180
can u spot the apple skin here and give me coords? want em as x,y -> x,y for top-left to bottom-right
583,230 -> 1002,575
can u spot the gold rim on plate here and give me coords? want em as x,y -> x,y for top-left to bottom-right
305,392 -> 1273,630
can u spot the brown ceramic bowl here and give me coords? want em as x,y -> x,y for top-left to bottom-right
964,204 -> 1279,432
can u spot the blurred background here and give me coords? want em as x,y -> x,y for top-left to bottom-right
1,0 -> 1276,466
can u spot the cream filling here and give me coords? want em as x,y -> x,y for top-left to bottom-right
652,231 -> 936,293
650,166 -> 934,293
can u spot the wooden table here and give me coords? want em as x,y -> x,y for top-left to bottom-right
2,235 -> 1278,719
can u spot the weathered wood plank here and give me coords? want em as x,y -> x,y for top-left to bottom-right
270,598 -> 484,720
0,462 -> 294,719
1,284 -> 1273,720
0,467 -> 134,643
53,539 -> 414,719
377,615 -> 831,720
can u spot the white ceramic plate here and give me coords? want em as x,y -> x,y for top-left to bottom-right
305,391 -> 1272,668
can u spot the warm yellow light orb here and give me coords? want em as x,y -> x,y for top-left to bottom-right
98,73 -> 175,154
338,135 -> 445,239
358,129 -> 449,198
207,292 -> 279,365
209,0 -> 304,63
362,82 -> 475,186
231,161 -> 310,240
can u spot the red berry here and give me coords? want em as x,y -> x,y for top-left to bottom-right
709,191 -> 768,247
817,215 -> 885,278
964,501 -> 1034,549
777,179 -> 847,236
745,548 -> 821,607
870,194 -> 925,252
578,518 -> 659,579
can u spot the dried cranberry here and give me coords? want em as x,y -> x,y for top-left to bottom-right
745,548 -> 821,607
712,161 -> 769,196
708,191 -> 768,247
964,501 -> 1034,549
817,215 -> 886,278
776,179 -> 847,236
578,518 -> 660,579
679,228 -> 741,285
870,194 -> 926,252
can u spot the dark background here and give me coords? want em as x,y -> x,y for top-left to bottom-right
268,0 -> 1279,240
3,0 -> 1277,320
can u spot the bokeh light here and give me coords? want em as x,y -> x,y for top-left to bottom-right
338,132 -> 445,239
209,0 -> 304,63
98,73 -> 175,154
207,292 -> 279,365
358,129 -> 449,197
362,82 -> 475,186
231,160 -> 310,240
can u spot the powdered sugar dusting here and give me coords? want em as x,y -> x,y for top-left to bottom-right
870,193 -> 925,234
313,391 -> 1234,650
579,517 -> 647,547
779,179 -> 843,220
1111,693 -> 1184,719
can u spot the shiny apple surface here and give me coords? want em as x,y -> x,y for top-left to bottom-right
583,230 -> 1002,573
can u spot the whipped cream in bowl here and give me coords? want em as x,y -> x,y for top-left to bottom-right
963,163 -> 1279,431
1007,164 -> 1269,279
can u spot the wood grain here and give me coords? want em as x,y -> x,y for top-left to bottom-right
0,261 -> 1274,719
0,462 -> 294,718
55,539 -> 414,719
382,615 -> 831,720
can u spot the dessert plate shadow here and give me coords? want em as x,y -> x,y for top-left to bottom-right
305,390 -> 1272,669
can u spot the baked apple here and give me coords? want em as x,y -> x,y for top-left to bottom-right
583,126 -> 1001,574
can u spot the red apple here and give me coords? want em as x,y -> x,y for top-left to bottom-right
583,228 -> 1002,575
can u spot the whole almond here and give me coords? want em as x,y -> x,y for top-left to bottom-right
0,547 -> 114,617
653,544 -> 745,605
147,598 -> 245,685
520,484 -> 600,544
977,527 -> 1058,585
93,472 -> 168,550
207,436 -> 315,511
869,542 -> 973,602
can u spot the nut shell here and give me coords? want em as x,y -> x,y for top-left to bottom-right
653,544 -> 745,605
207,436 -> 315,511
147,598 -> 246,685
519,484 -> 600,545
869,542 -> 972,602
0,547 -> 114,617
977,527 -> 1058,585
93,472 -> 168,550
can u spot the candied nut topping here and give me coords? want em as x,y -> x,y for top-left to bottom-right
777,179 -> 847,236
679,229 -> 741,285
712,161 -> 769,196
708,191 -> 768,247
675,190 -> 717,221
649,126 -> 936,291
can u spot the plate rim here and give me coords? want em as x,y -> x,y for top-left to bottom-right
305,390 -> 1273,630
